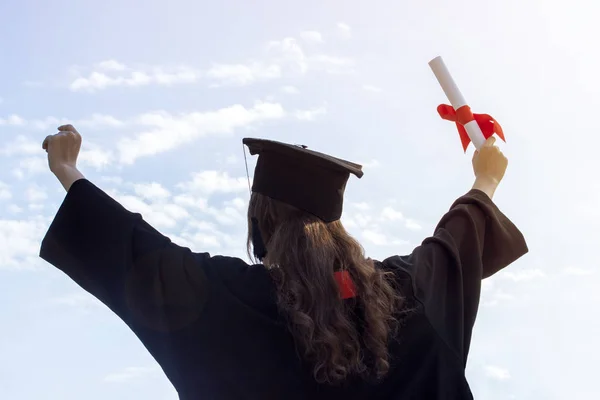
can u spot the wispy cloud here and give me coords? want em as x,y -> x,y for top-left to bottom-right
281,85 -> 299,94
361,229 -> 408,246
50,292 -> 105,313
381,206 -> 403,221
117,101 -> 286,164
404,219 -> 422,231
206,62 -> 281,86
177,171 -> 248,195
363,84 -> 383,93
293,105 -> 327,121
500,268 -> 546,282
563,266 -> 594,276
336,22 -> 352,39
0,114 -> 126,132
0,216 -> 49,270
65,33 -> 354,92
484,365 -> 511,381
300,30 -> 324,43
0,181 -> 12,200
481,289 -> 516,307
0,115 -> 26,126
25,184 -> 48,203
2,100 -> 325,167
69,60 -> 201,92
104,366 -> 159,383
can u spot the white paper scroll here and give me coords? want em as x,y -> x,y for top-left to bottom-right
429,56 -> 486,150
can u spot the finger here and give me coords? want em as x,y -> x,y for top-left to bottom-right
58,124 -> 78,134
483,136 -> 496,147
42,135 -> 52,150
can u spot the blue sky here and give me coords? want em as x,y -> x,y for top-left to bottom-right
1,0 -> 599,399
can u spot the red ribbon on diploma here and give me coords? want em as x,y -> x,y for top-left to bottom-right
334,270 -> 356,299
437,104 -> 505,152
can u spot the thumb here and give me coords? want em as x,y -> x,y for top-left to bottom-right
42,135 -> 52,151
483,136 -> 496,147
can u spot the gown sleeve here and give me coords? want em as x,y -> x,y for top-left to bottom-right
382,189 -> 528,365
39,178 -> 210,333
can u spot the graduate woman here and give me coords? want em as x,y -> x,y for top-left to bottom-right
40,124 -> 527,399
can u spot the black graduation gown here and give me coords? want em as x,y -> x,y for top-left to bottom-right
39,179 -> 528,400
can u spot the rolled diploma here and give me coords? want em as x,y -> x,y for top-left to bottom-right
429,56 -> 486,150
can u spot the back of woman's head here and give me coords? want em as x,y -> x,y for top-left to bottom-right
247,192 -> 405,384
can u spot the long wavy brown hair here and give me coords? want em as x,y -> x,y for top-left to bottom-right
247,192 -> 405,384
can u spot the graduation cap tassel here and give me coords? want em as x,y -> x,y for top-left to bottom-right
251,217 -> 267,261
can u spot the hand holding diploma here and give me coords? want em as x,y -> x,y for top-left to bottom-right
429,56 -> 505,152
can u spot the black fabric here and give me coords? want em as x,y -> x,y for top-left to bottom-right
39,179 -> 528,400
243,138 -> 363,222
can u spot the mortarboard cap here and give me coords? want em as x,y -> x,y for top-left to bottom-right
243,138 -> 363,222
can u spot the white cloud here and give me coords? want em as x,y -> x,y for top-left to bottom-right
8,204 -> 23,214
362,230 -> 388,245
13,157 -> 47,179
308,54 -> 355,74
352,202 -> 371,211
174,194 -> 208,210
183,231 -> 222,249
281,85 -> 299,94
50,292 -> 104,313
96,59 -> 127,71
177,171 -> 248,194
267,37 -> 354,75
336,22 -> 352,39
0,181 -> 11,200
361,229 -> 407,246
207,62 -> 281,86
79,143 -> 114,169
207,204 -> 245,226
300,30 -> 324,43
25,184 -> 48,203
481,289 -> 516,307
23,80 -> 44,87
225,197 -> 247,210
133,182 -> 171,201
0,135 -> 40,156
101,176 -> 124,185
0,216 -> 48,270
0,115 -> 24,126
0,114 -> 125,131
363,84 -> 383,93
404,219 -> 422,231
381,206 -> 403,221
266,37 -> 308,74
500,268 -> 546,282
484,365 -> 511,381
117,102 -> 286,164
70,63 -> 202,92
65,34 -> 354,93
104,366 -> 159,383
77,114 -> 125,129
225,155 -> 238,164
29,116 -> 67,131
293,106 -> 327,121
2,100 -> 322,168
362,159 -> 381,169
563,266 -> 594,276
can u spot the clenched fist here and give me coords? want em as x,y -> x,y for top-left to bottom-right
472,136 -> 508,185
42,125 -> 82,174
